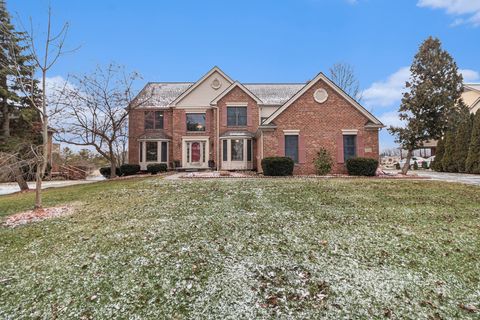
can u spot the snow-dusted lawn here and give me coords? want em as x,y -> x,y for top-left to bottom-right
0,178 -> 479,318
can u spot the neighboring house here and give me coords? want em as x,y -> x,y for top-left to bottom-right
128,67 -> 384,174
422,83 -> 480,156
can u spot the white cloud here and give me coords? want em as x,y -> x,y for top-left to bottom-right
418,0 -> 480,26
363,67 -> 410,108
378,110 -> 405,128
459,69 -> 480,82
363,67 -> 480,108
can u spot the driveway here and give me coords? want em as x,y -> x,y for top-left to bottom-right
0,176 -> 104,196
414,171 -> 480,186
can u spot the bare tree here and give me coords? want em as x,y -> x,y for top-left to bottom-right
329,63 -> 362,101
1,7 -> 72,209
56,64 -> 149,178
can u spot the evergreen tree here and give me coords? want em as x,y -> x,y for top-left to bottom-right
453,111 -> 473,173
466,111 -> 480,174
0,0 -> 38,139
442,130 -> 457,172
432,138 -> 445,171
388,37 -> 464,175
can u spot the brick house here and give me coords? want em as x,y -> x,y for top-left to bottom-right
128,67 -> 384,174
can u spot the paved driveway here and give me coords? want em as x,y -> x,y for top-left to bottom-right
414,171 -> 480,186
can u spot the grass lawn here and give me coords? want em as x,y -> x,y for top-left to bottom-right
0,177 -> 479,319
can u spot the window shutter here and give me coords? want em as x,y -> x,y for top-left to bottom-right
247,106 -> 252,126
222,108 -> 227,126
357,132 -> 365,157
298,134 -> 306,163
278,134 -> 285,156
337,134 -> 344,164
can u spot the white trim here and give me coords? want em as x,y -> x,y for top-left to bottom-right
182,138 -> 210,169
341,129 -> 359,135
137,138 -> 170,141
139,140 -> 169,170
210,82 -> 263,105
221,138 -> 253,170
175,107 -> 212,111
171,66 -> 234,106
263,72 -> 383,126
226,101 -> 249,106
283,129 -> 300,135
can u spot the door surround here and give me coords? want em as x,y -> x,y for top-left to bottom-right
182,136 -> 210,169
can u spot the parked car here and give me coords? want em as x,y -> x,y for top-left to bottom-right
398,156 -> 426,169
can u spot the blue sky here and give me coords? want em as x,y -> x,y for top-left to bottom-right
8,0 -> 480,150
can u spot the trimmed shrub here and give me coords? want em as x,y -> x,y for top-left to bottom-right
120,164 -> 140,176
147,163 -> 168,175
261,157 -> 294,176
413,161 -> 419,170
99,166 -> 121,178
421,161 -> 429,169
345,157 -> 378,176
395,163 -> 401,170
314,148 -> 333,175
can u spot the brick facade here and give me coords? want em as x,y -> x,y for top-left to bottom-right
262,79 -> 380,174
128,69 -> 382,174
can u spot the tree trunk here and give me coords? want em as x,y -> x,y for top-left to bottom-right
110,158 -> 117,178
401,149 -> 413,175
35,71 -> 49,210
13,164 -> 29,191
1,100 -> 10,138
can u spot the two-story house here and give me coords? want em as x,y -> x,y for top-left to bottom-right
128,67 -> 383,174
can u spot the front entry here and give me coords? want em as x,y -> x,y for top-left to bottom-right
182,138 -> 209,169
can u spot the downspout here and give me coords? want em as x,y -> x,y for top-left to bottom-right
212,105 -> 220,171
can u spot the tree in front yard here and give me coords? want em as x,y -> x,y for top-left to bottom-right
466,111 -> 480,174
441,130 -> 457,172
56,64 -> 150,178
431,137 -> 445,172
453,111 -> 473,173
389,37 -> 464,175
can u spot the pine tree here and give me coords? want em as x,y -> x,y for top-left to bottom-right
388,37 -> 464,175
0,0 -> 38,139
442,130 -> 457,172
432,138 -> 445,171
454,111 -> 473,173
466,111 -> 480,174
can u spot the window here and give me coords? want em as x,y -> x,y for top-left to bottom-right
231,139 -> 244,161
223,140 -> 228,161
139,142 -> 143,162
227,107 -> 247,126
186,113 -> 206,131
146,141 -> 158,162
285,135 -> 299,163
247,139 -> 252,161
343,135 -> 357,161
145,111 -> 164,130
161,141 -> 168,162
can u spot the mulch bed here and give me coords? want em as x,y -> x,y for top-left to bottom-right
3,205 -> 75,228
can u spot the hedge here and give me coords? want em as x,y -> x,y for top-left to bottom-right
119,164 -> 140,176
147,163 -> 168,175
345,157 -> 378,176
261,157 -> 294,176
99,167 -> 121,178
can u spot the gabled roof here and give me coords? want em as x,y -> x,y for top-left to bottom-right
134,82 -> 193,108
263,72 -> 384,126
465,83 -> 480,93
210,81 -> 262,105
244,83 -> 305,105
170,66 -> 234,106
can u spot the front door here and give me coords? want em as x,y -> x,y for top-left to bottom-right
184,139 -> 208,168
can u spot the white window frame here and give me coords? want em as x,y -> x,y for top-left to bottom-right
220,138 -> 253,170
138,139 -> 169,170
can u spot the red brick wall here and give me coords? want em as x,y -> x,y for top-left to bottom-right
171,108 -> 216,165
128,108 -> 173,165
262,79 -> 380,174
216,86 -> 260,169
